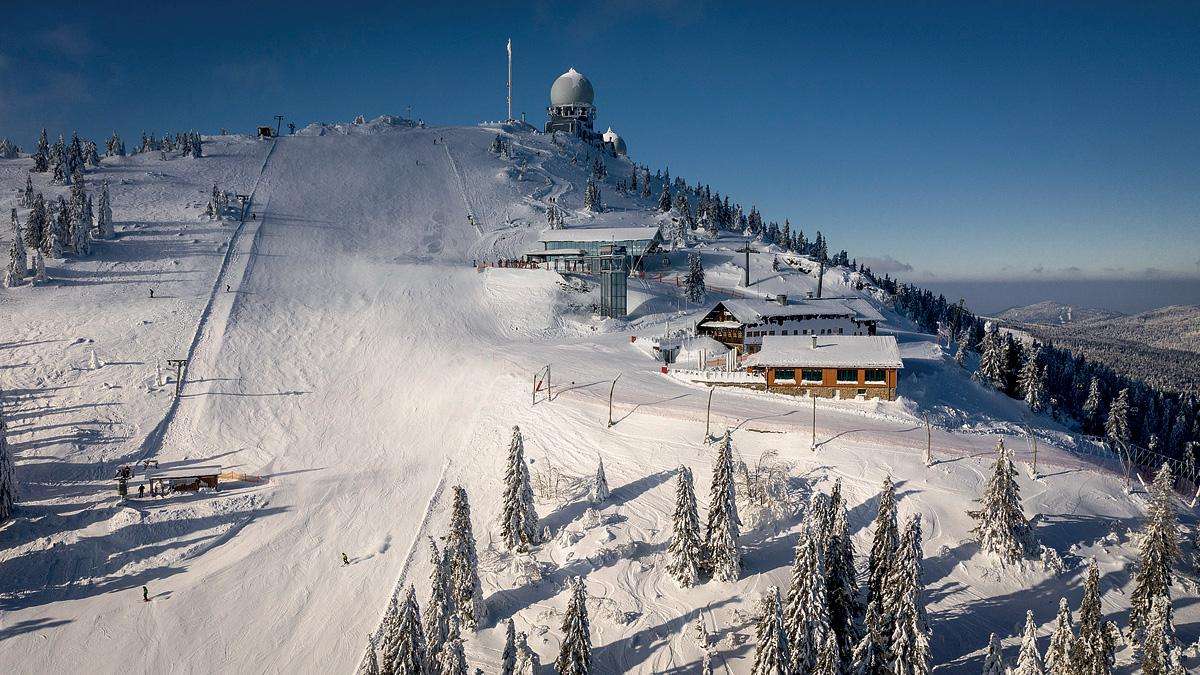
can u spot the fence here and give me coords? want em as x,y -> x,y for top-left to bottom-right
666,368 -> 765,386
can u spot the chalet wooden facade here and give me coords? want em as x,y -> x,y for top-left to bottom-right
743,335 -> 903,400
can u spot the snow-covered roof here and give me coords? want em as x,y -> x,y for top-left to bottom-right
538,226 -> 661,243
550,68 -> 595,106
744,335 -> 904,369
525,248 -> 587,257
716,298 -> 854,323
602,127 -> 627,155
809,297 -> 886,322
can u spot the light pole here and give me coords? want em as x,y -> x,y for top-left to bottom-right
735,244 -> 755,287
167,359 -> 188,398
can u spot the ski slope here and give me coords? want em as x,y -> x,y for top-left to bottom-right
1,123 -> 1196,673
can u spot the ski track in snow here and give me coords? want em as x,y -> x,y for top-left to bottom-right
0,125 -> 1197,674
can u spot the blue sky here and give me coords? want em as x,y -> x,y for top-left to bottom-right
3,1 -> 1198,285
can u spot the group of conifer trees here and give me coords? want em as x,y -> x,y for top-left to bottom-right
5,173 -> 114,287
974,462 -> 1185,674
746,474 -> 931,674
881,279 -> 1199,479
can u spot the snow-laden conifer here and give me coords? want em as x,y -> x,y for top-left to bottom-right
96,180 -> 114,239
512,628 -> 537,674
954,332 -> 969,367
850,597 -> 889,675
358,635 -> 380,675
1082,378 -> 1104,434
885,515 -> 930,675
1044,598 -> 1074,674
33,129 -> 49,172
703,430 -> 740,583
783,530 -> 830,673
750,587 -> 789,675
1073,560 -> 1116,675
1129,463 -> 1180,637
437,617 -> 468,675
665,466 -> 703,587
974,322 -> 1007,391
1019,344 -> 1046,413
500,619 -> 517,675
1013,610 -> 1044,675
583,178 -> 601,212
22,175 -> 34,208
1142,595 -> 1185,675
380,585 -> 426,675
31,250 -> 47,284
683,252 -> 707,304
106,131 -> 125,157
445,486 -> 485,631
554,577 -> 592,675
969,440 -> 1035,563
824,480 -> 863,667
423,539 -> 453,663
814,632 -> 840,675
25,193 -> 47,250
0,407 -> 16,521
981,633 -> 1005,675
866,476 -> 900,609
658,183 -> 672,212
500,426 -> 539,551
1105,388 -> 1132,444
590,457 -> 609,504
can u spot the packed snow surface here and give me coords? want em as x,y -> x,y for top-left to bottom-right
1,124 -> 1196,674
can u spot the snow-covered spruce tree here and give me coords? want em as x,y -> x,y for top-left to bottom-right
22,175 -> 34,208
683,252 -> 707,305
380,585 -> 426,675
969,440 -> 1035,563
783,532 -> 831,673
7,210 -> 28,286
500,426 -> 539,551
423,539 -> 453,663
53,195 -> 72,253
1073,560 -> 1116,675
1142,595 -> 1185,675
823,481 -> 863,669
33,129 -> 49,172
1128,463 -> 1180,637
582,178 -> 601,212
1082,378 -> 1105,435
851,597 -> 889,675
501,619 -> 517,675
657,183 -> 672,213
0,406 -> 17,522
1013,610 -> 1044,675
666,466 -> 703,587
554,578 -> 592,675
106,131 -> 125,157
954,331 -> 969,368
95,180 -> 114,239
0,138 -> 18,159
885,515 -> 931,675
1104,388 -> 1132,444
590,457 -> 609,504
446,486 -> 485,631
25,193 -> 47,250
189,132 -> 203,158
31,250 -> 47,284
513,629 -> 537,674
704,430 -> 741,583
866,475 -> 900,608
981,633 -> 1005,675
1019,344 -> 1047,413
974,322 -> 1008,391
751,587 -> 790,675
437,616 -> 468,675
83,139 -> 100,166
1043,598 -> 1074,674
358,635 -> 380,675
814,632 -> 840,675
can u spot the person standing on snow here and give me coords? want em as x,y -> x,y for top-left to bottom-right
142,586 -> 149,602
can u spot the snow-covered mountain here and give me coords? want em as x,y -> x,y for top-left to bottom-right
1,122 -> 1196,673
996,300 -> 1122,326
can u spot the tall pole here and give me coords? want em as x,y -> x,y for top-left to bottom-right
607,374 -> 621,427
506,39 -> 513,122
924,414 -> 932,466
810,394 -> 817,451
274,115 -> 284,136
705,387 -> 714,442
744,246 -> 750,287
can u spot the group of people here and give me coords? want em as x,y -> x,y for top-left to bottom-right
473,257 -> 536,270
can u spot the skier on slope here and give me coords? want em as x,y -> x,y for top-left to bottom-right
342,553 -> 350,566
142,586 -> 149,602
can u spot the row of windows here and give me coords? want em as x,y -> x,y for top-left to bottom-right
772,368 -> 888,384
747,327 -> 849,338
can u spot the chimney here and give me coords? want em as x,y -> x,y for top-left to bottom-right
775,294 -> 787,306
811,335 -> 818,349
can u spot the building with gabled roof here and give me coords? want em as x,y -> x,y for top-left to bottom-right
743,334 -> 903,400
696,295 -> 882,353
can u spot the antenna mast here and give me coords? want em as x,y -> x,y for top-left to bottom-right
506,39 -> 513,121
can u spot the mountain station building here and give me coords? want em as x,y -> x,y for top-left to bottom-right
743,334 -> 903,400
696,296 -> 883,353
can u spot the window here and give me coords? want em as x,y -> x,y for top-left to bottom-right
857,388 -> 867,397
801,369 -> 823,383
836,369 -> 858,383
774,368 -> 796,382
865,368 -> 887,384
838,327 -> 844,334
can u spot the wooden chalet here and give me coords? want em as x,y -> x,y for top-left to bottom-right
743,334 -> 903,400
